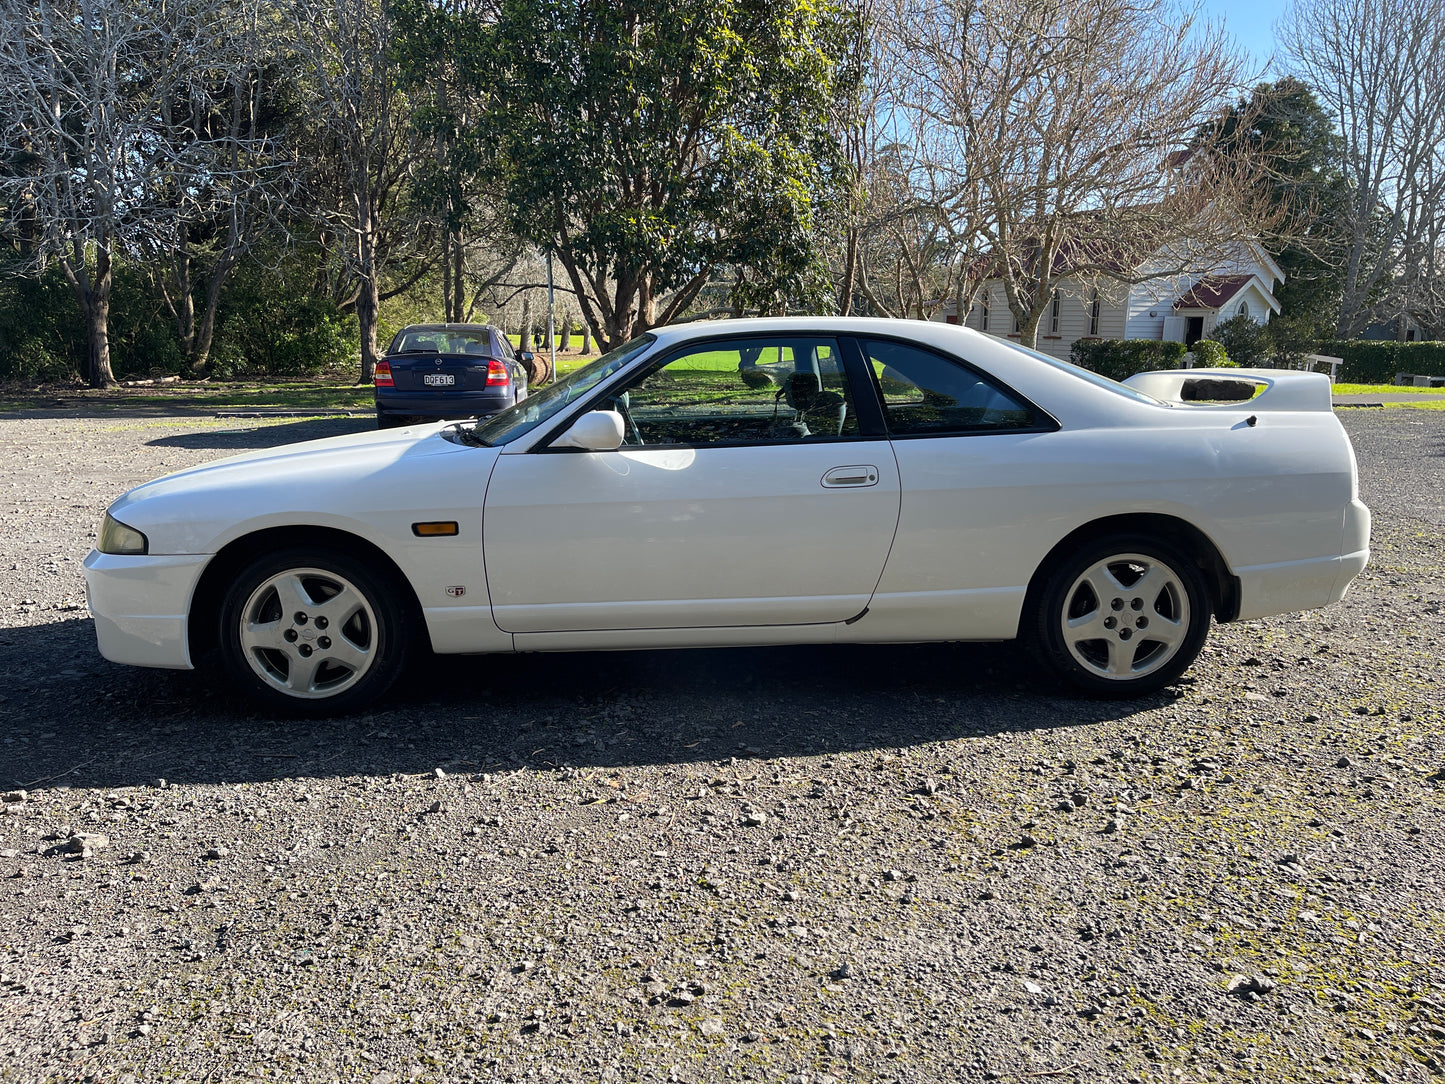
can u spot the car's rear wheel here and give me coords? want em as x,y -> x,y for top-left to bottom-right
1024,534 -> 1210,696
377,411 -> 406,429
218,549 -> 413,715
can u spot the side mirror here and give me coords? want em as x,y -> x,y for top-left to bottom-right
553,409 -> 624,451
519,350 -> 534,362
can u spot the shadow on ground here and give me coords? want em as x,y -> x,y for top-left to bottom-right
0,616 -> 1173,793
144,417 -> 375,450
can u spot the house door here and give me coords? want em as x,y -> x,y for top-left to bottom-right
1186,317 -> 1205,346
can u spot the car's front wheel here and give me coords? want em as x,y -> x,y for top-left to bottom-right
1024,534 -> 1211,696
218,549 -> 413,715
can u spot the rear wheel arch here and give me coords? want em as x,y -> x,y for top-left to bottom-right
188,526 -> 431,665
1025,513 -> 1239,624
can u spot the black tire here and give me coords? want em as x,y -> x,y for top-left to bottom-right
377,411 -> 405,429
1023,533 -> 1211,696
218,548 -> 414,716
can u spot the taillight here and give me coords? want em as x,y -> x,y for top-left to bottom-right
486,359 -> 510,386
374,360 -> 394,387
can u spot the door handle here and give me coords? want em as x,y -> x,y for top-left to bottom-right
821,465 -> 879,488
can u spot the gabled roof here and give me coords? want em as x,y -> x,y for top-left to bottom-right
1173,274 -> 1282,315
1174,275 -> 1251,309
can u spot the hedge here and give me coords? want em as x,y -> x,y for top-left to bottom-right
1069,338 -> 1189,381
1192,339 -> 1232,367
1314,340 -> 1445,384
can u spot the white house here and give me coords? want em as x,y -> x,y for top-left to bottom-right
935,242 -> 1284,361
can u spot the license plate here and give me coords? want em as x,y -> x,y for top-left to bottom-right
423,373 -> 455,386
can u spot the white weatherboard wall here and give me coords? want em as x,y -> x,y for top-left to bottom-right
957,282 -> 1129,360
944,239 -> 1284,361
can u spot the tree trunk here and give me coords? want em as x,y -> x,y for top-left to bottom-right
839,226 -> 858,316
1017,309 -> 1044,349
442,232 -> 455,323
192,252 -> 235,376
167,233 -> 198,366
580,322 -> 592,355
85,261 -> 116,388
451,232 -> 464,322
559,308 -> 572,351
355,239 -> 380,384
66,246 -> 117,388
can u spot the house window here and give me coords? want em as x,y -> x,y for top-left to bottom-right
1089,288 -> 1100,336
1049,290 -> 1060,335
977,292 -> 989,331
1238,301 -> 1249,319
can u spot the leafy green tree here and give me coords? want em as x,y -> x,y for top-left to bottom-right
1213,78 -> 1351,338
393,0 -> 524,324
1212,314 -> 1272,367
406,0 -> 857,350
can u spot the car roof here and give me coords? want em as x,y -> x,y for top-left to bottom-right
396,323 -> 497,333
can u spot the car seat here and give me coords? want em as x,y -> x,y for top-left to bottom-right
775,372 -> 846,438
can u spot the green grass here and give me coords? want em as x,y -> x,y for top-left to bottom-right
0,378 -> 373,413
1332,382 -> 1445,395
1382,397 -> 1445,410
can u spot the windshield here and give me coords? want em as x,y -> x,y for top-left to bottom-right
466,335 -> 656,446
995,338 -> 1165,406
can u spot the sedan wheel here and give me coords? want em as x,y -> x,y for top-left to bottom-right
219,549 -> 412,715
1026,535 -> 1210,696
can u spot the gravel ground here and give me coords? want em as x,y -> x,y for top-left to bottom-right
0,408 -> 1441,1084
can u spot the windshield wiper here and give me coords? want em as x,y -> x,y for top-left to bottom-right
447,421 -> 491,447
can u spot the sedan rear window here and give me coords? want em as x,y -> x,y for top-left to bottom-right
392,330 -> 490,355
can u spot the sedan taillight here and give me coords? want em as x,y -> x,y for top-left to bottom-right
486,359 -> 510,387
374,360 -> 394,387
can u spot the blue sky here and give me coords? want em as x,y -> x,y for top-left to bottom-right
1197,0 -> 1291,72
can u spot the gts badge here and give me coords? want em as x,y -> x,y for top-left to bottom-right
445,585 -> 467,599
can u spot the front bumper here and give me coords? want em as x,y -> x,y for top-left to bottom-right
83,551 -> 211,669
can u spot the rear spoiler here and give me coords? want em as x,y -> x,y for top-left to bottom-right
1123,367 -> 1334,412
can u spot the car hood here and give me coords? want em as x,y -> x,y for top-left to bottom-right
107,422 -> 497,554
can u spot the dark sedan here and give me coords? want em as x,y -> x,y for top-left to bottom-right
373,323 -> 531,428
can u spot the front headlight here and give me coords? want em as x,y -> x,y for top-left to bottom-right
98,512 -> 148,555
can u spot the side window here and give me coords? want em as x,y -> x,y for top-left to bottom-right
865,340 -> 1038,435
494,329 -> 516,360
610,338 -> 858,446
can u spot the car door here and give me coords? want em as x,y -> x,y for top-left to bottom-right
856,337 -> 1061,639
482,335 -> 901,633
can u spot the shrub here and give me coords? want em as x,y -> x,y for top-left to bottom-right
212,253 -> 359,377
1313,340 -> 1445,383
0,269 -> 86,381
1265,314 -> 1316,370
1069,338 -> 1188,381
214,295 -> 355,376
1212,315 -> 1272,367
1192,339 -> 1232,367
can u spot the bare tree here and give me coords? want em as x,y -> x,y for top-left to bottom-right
287,0 -> 429,383
0,0 -> 291,384
883,0 -> 1271,348
1282,0 -> 1445,337
149,0 -> 296,373
848,138 -> 966,320
0,1 -> 179,385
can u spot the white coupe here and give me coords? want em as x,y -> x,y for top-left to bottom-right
84,318 -> 1370,713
